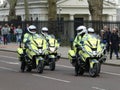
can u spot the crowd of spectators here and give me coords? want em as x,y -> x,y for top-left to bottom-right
100,25 -> 120,59
0,23 -> 28,45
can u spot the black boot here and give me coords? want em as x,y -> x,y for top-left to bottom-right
116,56 -> 120,59
75,65 -> 79,76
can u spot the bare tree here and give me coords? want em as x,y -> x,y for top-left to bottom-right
87,0 -> 103,33
24,0 -> 29,21
87,0 -> 103,20
48,0 -> 57,36
8,0 -> 17,21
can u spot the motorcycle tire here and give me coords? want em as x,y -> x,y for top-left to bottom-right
75,64 -> 79,76
89,63 -> 100,77
49,61 -> 55,71
37,61 -> 44,73
21,61 -> 26,72
78,67 -> 84,75
26,67 -> 32,72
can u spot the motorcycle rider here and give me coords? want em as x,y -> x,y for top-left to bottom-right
87,27 -> 95,36
18,25 -> 47,72
23,25 -> 40,47
40,27 -> 60,58
68,25 -> 87,76
87,27 -> 106,61
23,25 -> 47,61
73,25 -> 87,54
40,27 -> 52,40
87,27 -> 100,38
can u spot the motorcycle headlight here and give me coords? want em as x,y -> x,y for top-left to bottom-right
49,47 -> 56,52
39,49 -> 42,54
92,51 -> 97,56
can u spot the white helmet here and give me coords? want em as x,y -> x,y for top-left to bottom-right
41,27 -> 48,36
76,25 -> 87,35
88,27 -> 94,33
41,27 -> 48,32
28,25 -> 37,34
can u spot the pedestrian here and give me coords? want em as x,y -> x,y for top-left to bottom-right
0,25 -> 2,43
6,24 -> 10,43
10,24 -> 16,42
110,28 -> 120,59
15,25 -> 23,44
103,25 -> 111,54
1,24 -> 10,45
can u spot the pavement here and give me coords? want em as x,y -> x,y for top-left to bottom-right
0,43 -> 120,66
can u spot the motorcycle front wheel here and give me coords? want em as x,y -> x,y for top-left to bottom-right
89,63 -> 100,77
37,61 -> 44,73
49,59 -> 56,71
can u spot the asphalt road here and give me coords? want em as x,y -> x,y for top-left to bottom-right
0,51 -> 120,90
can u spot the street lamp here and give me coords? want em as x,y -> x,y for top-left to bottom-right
58,5 -> 62,22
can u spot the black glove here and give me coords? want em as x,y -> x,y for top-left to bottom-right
25,40 -> 30,48
75,44 -> 82,50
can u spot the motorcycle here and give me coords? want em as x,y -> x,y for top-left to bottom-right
17,35 -> 47,73
44,37 -> 60,71
68,35 -> 106,77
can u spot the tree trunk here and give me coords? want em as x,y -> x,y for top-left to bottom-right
87,0 -> 103,20
8,0 -> 17,21
48,0 -> 57,37
87,0 -> 103,33
24,0 -> 29,21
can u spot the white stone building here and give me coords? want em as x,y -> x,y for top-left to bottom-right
0,0 -> 118,21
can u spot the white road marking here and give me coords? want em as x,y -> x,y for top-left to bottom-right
0,60 -> 19,65
56,64 -> 74,69
1,54 -> 120,77
0,55 -> 17,59
0,66 -> 18,72
32,74 -> 71,83
92,86 -> 106,90
102,71 -> 120,76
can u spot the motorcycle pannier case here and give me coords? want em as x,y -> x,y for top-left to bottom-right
68,50 -> 76,64
17,47 -> 24,58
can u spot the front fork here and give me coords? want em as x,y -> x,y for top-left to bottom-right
90,59 -> 99,69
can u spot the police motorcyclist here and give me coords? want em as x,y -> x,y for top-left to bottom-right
40,27 -> 60,58
87,27 -> 94,35
23,25 -> 40,47
40,27 -> 52,40
87,27 -> 100,38
72,25 -> 87,76
73,25 -> 87,54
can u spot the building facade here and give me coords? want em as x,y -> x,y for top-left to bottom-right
0,0 -> 117,21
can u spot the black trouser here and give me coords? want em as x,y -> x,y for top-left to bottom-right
106,43 -> 110,53
110,45 -> 119,59
3,34 -> 8,45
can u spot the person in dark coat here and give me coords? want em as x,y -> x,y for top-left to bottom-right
21,23 -> 29,42
110,28 -> 120,59
103,25 -> 111,54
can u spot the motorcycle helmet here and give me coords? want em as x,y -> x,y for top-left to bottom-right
28,25 -> 37,34
76,25 -> 87,35
88,27 -> 94,33
41,27 -> 48,35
